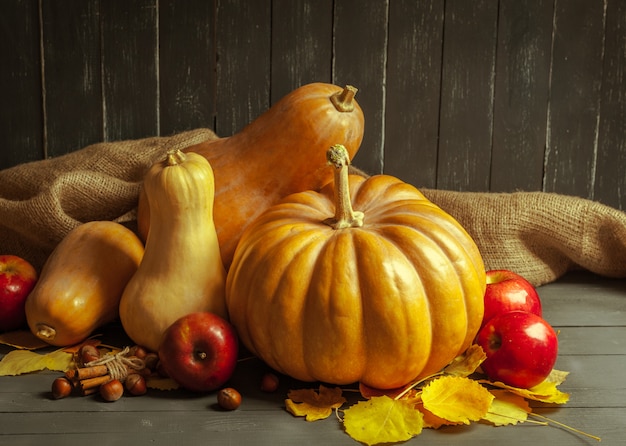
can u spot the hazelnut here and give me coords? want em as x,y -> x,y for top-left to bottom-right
100,379 -> 124,402
129,345 -> 148,360
125,373 -> 147,396
51,377 -> 73,399
79,344 -> 100,366
217,387 -> 242,410
143,352 -> 159,372
260,373 -> 279,393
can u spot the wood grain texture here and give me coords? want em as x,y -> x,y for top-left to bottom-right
270,0 -> 333,103
100,0 -> 159,141
0,0 -> 43,167
0,0 -> 624,211
437,0 -> 498,191
159,0 -> 216,135
490,0 -> 552,192
214,0 -> 271,137
594,0 -> 626,210
384,0 -> 444,188
333,0 -> 388,174
543,0 -> 606,199
41,0 -> 103,156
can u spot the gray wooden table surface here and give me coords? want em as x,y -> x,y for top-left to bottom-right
1,271 -> 624,445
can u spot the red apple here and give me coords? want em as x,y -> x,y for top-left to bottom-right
475,311 -> 558,389
482,269 -> 542,328
158,312 -> 238,393
0,255 -> 38,332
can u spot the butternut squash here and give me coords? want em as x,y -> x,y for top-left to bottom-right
25,221 -> 144,347
119,149 -> 227,352
137,82 -> 365,268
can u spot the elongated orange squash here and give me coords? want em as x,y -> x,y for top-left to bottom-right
25,221 -> 144,347
137,82 -> 364,268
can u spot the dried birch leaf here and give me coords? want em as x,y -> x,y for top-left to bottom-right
483,390 -> 531,426
0,348 -> 73,375
422,376 -> 494,424
416,403 -> 465,429
0,330 -> 50,350
285,385 -> 346,421
480,372 -> 570,404
343,396 -> 424,445
443,344 -> 487,377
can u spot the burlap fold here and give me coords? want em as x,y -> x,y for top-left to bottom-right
1,128 -> 624,287
420,189 -> 626,286
0,129 -> 217,270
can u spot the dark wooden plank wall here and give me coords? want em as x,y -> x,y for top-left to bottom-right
1,0 -> 624,211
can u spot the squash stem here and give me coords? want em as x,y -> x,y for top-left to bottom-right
323,144 -> 364,229
165,149 -> 187,166
330,85 -> 358,112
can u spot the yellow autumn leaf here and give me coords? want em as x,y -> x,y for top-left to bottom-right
0,348 -> 73,375
443,344 -> 487,377
285,385 -> 346,421
416,403 -> 464,429
480,370 -> 570,404
343,395 -> 424,445
544,369 -> 569,386
421,376 -> 494,424
483,390 -> 531,426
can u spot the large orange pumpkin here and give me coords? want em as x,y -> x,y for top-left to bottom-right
225,145 -> 485,389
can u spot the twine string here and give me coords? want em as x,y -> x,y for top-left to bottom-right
85,346 -> 145,381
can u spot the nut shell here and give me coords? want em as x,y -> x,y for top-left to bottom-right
217,387 -> 241,410
100,379 -> 124,402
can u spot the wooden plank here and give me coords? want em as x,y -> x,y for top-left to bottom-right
100,0 -> 159,141
437,0 -> 498,191
0,407 -> 621,445
214,0 -> 271,137
593,0 -> 626,211
333,0 -> 388,175
384,0 -> 444,188
158,0 -> 216,136
543,0 -> 605,199
553,326 -> 626,355
270,0 -> 333,103
538,272 -> 626,327
490,0 -> 553,192
40,0 -> 103,157
0,0 -> 43,169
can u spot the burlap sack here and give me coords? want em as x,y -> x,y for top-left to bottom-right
420,189 -> 626,286
1,128 -> 625,287
0,129 -> 218,271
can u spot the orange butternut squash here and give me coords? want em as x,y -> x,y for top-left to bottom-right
25,221 -> 144,347
137,82 -> 364,268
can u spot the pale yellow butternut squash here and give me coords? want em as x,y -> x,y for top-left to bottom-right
119,149 -> 227,352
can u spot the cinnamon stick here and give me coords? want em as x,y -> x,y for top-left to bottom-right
79,374 -> 112,391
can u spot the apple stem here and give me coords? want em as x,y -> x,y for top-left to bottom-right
195,351 -> 207,361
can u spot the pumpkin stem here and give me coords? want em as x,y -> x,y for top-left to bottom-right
330,85 -> 358,112
323,144 -> 364,229
164,149 -> 187,166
